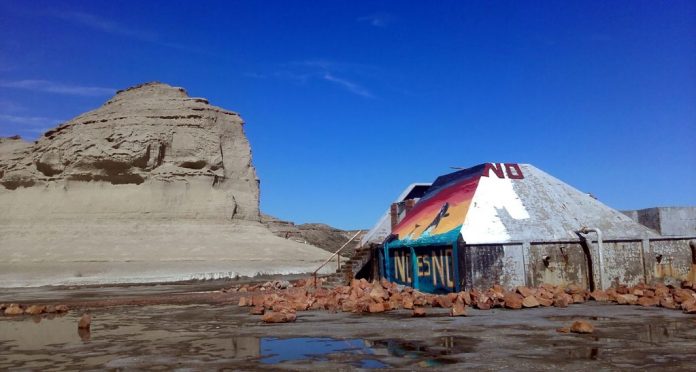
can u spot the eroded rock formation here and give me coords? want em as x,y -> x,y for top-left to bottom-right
0,82 -> 334,287
1,82 -> 259,220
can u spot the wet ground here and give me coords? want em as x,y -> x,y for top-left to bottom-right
2,294 -> 696,371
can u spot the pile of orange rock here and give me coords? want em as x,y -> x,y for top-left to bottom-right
237,278 -> 696,323
1,303 -> 70,316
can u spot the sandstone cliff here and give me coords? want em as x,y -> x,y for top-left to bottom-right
1,82 -> 259,220
0,82 -> 335,287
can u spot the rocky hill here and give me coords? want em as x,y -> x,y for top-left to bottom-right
262,214 -> 366,256
0,82 -> 335,287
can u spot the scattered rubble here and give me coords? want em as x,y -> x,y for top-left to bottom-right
234,278 -> 696,324
1,303 -> 69,317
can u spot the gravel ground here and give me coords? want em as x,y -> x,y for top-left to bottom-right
1,283 -> 695,370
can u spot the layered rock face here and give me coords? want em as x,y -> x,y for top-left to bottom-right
0,83 -> 334,287
1,82 -> 259,220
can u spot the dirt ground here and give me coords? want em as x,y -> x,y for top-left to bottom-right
2,282 -> 696,371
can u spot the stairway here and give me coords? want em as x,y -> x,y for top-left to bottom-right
321,245 -> 374,287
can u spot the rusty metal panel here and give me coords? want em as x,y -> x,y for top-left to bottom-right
459,245 -> 505,290
527,243 -> 590,289
601,241 -> 645,287
648,239 -> 696,284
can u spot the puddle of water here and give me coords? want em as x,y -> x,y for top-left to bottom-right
546,315 -> 614,321
0,308 -> 472,369
257,335 -> 475,368
259,337 -> 383,368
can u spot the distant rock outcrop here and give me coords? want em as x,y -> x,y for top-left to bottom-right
262,214 -> 366,256
0,82 -> 334,287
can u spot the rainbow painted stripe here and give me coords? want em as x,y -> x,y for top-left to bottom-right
388,164 -> 485,248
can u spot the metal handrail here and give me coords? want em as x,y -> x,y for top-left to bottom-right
312,230 -> 362,287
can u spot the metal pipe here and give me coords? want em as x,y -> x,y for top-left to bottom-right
312,230 -> 362,287
578,227 -> 604,289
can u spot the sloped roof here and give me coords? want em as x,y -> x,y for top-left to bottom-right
386,163 -> 658,248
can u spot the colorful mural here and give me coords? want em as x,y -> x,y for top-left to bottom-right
382,163 -> 526,292
388,164 -> 485,248
387,246 -> 456,293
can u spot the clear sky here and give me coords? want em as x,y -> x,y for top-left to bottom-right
0,1 -> 694,229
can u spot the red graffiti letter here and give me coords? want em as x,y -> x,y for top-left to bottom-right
483,163 -> 505,178
505,163 -> 524,179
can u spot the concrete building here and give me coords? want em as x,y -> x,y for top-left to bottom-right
362,163 -> 696,293
623,207 -> 696,237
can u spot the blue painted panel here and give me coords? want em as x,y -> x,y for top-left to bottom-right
413,246 -> 456,294
386,248 -> 413,286
384,245 -> 456,294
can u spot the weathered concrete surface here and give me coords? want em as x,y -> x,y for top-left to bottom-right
624,207 -> 696,236
473,238 -> 696,291
1,300 -> 694,370
0,82 -> 336,287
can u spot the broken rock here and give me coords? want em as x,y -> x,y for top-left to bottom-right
522,296 -> 540,308
589,290 -> 610,302
516,286 -> 535,298
78,314 -> 92,329
262,311 -> 296,323
503,293 -> 524,309
238,297 -> 250,307
250,306 -> 265,315
450,302 -> 467,317
553,297 -> 569,308
536,297 -> 554,307
682,299 -> 696,314
570,320 -> 594,334
24,305 -> 45,315
368,302 -> 385,313
616,294 -> 638,305
4,304 -> 23,316
369,285 -> 388,301
637,296 -> 659,307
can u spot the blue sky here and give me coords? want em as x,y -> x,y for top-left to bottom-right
0,1 -> 694,229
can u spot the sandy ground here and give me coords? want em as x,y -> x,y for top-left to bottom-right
0,220 -> 338,287
1,282 -> 696,370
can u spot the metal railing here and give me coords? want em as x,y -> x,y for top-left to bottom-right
312,230 -> 362,287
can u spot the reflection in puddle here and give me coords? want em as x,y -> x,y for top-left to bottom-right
258,335 -> 475,368
546,316 -> 614,321
260,337 -> 385,368
0,308 -> 473,370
